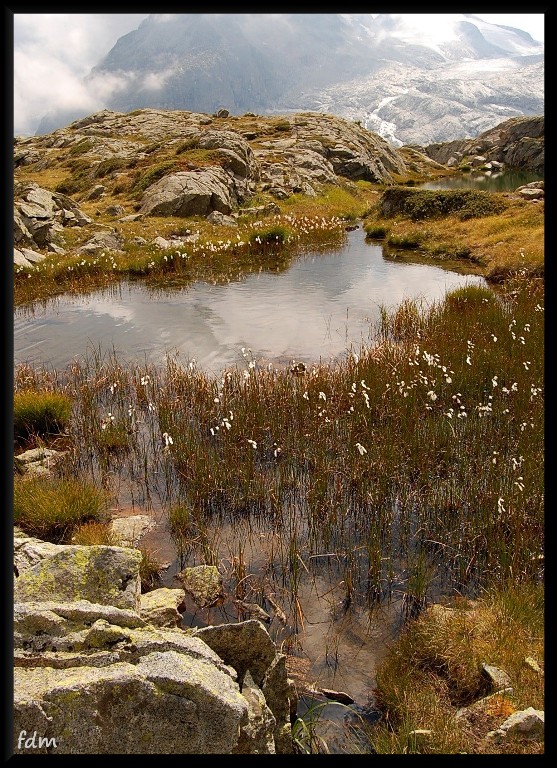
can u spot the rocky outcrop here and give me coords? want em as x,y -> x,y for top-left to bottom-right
14,182 -> 92,266
13,533 -> 294,754
420,115 -> 544,173
255,113 -> 407,198
139,167 -> 236,217
17,106 -> 545,269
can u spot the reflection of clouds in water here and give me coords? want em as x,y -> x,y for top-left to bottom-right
15,234 -> 488,372
341,262 -> 484,312
87,297 -> 137,325
205,283 -> 348,359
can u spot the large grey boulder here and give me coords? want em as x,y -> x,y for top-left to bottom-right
12,535 -> 293,753
139,167 -> 235,217
197,130 -> 259,180
194,619 -> 277,686
14,651 -> 248,754
14,542 -> 142,611
258,147 -> 337,198
194,619 -> 294,752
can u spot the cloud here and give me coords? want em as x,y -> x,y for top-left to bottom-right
140,67 -> 178,92
13,13 -> 148,135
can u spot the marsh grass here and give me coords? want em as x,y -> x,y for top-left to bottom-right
14,476 -> 108,543
14,389 -> 72,443
14,271 -> 543,663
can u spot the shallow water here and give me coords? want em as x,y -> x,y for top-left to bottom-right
137,508 -> 405,712
15,228 -> 486,373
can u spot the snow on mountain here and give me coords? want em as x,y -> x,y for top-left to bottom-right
35,14 -> 543,146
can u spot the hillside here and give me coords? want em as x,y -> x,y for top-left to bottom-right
14,109 -> 544,295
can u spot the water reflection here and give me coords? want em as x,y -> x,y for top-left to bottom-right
420,169 -> 543,192
15,229 -> 486,373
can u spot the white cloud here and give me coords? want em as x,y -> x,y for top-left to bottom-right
13,13 -> 148,135
141,67 -> 177,92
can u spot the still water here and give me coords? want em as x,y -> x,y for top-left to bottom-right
420,168 -> 543,192
15,228 -> 486,373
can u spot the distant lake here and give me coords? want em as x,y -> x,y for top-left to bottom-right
420,169 -> 543,192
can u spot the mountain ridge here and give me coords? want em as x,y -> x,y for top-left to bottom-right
34,14 -> 543,145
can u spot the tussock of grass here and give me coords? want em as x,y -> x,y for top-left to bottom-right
249,224 -> 290,249
139,545 -> 164,592
14,476 -> 108,543
71,520 -> 117,546
371,582 -> 544,754
14,390 -> 72,442
364,224 -> 389,239
386,232 -> 423,249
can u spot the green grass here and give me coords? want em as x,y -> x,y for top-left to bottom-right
14,476 -> 108,543
14,390 -> 72,442
363,194 -> 543,278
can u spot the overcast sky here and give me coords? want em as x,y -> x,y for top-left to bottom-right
13,13 -> 545,137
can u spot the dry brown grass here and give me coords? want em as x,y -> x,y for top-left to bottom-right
365,195 -> 544,279
371,583 -> 544,754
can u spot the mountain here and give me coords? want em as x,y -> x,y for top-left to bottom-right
36,14 -> 543,146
